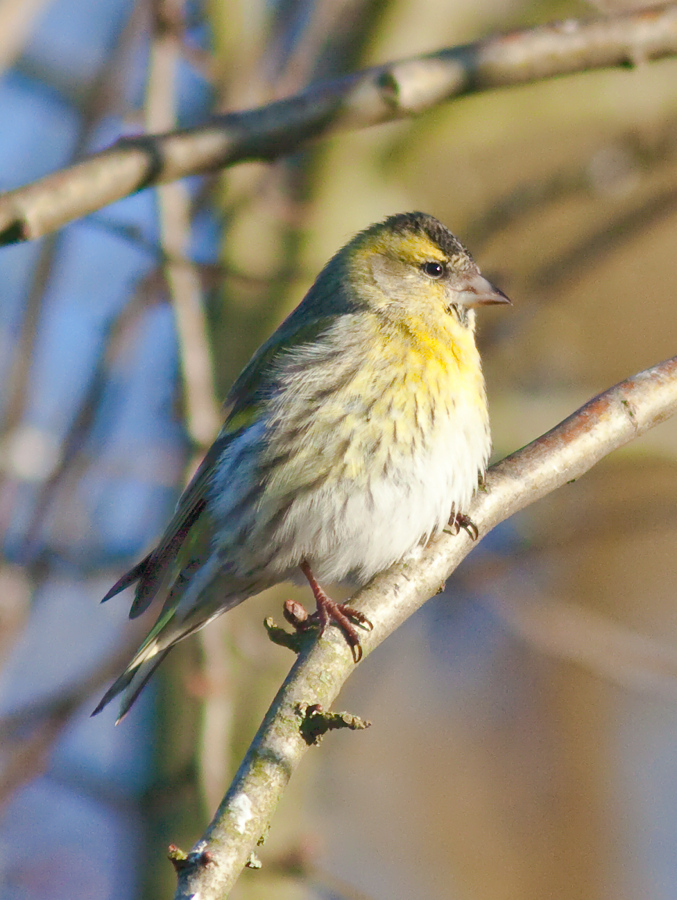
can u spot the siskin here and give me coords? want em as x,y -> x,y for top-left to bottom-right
95,211 -> 510,720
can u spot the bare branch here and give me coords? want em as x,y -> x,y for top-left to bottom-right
172,354 -> 677,898
0,626 -> 145,806
465,117 -> 677,249
488,589 -> 677,698
1,5 -> 677,245
0,0 -> 53,77
146,0 -> 221,448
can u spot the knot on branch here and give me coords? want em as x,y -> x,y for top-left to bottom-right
264,615 -> 304,652
168,842 -> 214,874
296,702 -> 371,746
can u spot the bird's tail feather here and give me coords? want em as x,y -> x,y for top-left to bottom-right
91,649 -> 172,723
94,556 -> 248,720
101,553 -> 153,603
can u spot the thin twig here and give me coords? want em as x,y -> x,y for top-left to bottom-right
0,0 -> 53,76
172,354 -> 677,898
145,0 -> 225,811
528,184 -> 677,293
1,5 -> 677,244
146,0 -> 221,448
0,624 -> 146,806
488,588 -> 677,698
465,119 -> 677,249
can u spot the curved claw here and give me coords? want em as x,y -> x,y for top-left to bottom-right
445,512 -> 479,541
340,605 -> 373,631
297,561 -> 372,662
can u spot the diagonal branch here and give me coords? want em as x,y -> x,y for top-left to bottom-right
1,4 -> 677,245
172,354 -> 677,899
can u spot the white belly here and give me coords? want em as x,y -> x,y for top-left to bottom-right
269,393 -> 491,585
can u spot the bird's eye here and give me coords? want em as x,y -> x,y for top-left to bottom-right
421,261 -> 445,278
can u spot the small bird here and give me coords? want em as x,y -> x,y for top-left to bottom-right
94,212 -> 510,720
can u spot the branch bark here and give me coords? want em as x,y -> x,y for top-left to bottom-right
172,354 -> 677,898
2,4 -> 677,245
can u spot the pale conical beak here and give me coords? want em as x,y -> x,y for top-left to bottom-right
454,273 -> 512,308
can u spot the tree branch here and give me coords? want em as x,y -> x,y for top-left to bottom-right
2,4 -> 677,245
172,354 -> 677,898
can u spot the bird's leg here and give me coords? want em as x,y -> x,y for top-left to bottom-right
290,561 -> 372,662
445,511 -> 479,541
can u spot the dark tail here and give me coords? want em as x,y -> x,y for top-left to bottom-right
101,554 -> 153,603
101,552 -> 168,619
91,649 -> 171,723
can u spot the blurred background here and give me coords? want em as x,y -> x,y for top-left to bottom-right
1,0 -> 677,898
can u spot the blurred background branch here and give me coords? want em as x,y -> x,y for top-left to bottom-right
1,1 -> 677,899
1,5 -> 677,244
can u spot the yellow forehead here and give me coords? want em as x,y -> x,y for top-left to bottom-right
356,228 -> 447,266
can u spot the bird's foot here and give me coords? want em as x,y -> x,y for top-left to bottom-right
444,511 -> 479,540
288,561 -> 372,662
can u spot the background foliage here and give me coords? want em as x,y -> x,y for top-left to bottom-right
1,1 -> 677,898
